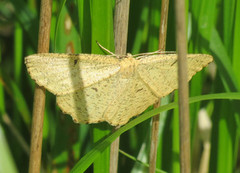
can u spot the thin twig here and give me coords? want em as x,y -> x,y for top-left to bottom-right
110,0 -> 130,172
28,0 -> 52,172
149,0 -> 169,172
175,0 -> 191,172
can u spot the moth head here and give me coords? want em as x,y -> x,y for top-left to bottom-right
120,56 -> 138,78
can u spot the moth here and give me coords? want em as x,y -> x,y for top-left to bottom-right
25,52 -> 213,126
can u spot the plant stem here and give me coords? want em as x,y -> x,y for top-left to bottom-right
28,0 -> 52,172
175,0 -> 191,172
110,0 -> 130,172
149,0 -> 169,172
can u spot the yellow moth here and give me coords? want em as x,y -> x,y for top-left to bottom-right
25,52 -> 213,126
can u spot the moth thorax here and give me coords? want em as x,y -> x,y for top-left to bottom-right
120,56 -> 138,78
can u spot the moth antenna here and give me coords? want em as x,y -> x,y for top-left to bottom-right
134,50 -> 176,59
96,41 -> 116,56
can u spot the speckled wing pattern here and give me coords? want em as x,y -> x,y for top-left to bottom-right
25,53 -> 213,126
57,70 -> 159,125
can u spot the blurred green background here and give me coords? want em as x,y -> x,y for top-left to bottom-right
0,0 -> 240,172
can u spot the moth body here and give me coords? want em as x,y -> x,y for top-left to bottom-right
120,54 -> 138,78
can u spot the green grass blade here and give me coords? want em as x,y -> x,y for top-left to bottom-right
0,42 -> 5,115
10,80 -> 31,126
129,0 -> 150,54
210,28 -> 239,91
90,0 -> 114,53
172,92 -> 180,173
215,101 -> 234,173
119,149 -> 167,173
233,0 -> 240,86
90,0 -> 114,172
223,0 -> 236,52
54,1 -> 82,53
14,22 -> 23,84
147,0 -> 161,52
77,0 -> 91,53
232,0 -> 240,169
0,74 -> 31,126
9,0 -> 38,49
0,125 -> 18,173
53,0 -> 67,51
195,0 -> 216,42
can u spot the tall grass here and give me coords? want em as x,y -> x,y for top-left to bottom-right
0,0 -> 239,172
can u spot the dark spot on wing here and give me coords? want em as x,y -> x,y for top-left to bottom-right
74,59 -> 78,65
136,88 -> 143,92
171,60 -> 177,66
92,87 -> 98,92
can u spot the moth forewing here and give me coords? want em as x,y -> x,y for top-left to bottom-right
25,53 -> 121,95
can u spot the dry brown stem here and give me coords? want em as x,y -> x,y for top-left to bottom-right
175,0 -> 191,172
28,0 -> 52,172
149,0 -> 169,172
110,0 -> 130,172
